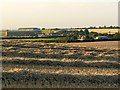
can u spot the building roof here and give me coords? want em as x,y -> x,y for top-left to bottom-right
18,28 -> 40,31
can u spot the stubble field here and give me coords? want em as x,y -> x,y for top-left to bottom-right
1,40 -> 120,88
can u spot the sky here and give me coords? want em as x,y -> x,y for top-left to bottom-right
1,0 -> 119,30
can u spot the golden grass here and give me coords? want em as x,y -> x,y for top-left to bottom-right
2,40 -> 119,88
89,29 -> 119,34
3,66 -> 119,76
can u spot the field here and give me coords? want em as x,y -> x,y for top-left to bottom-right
22,37 -> 66,42
42,29 -> 60,35
1,40 -> 120,88
42,29 -> 119,34
22,38 -> 56,42
89,29 -> 119,34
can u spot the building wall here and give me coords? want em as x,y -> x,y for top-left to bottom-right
0,31 -> 8,37
7,30 -> 41,37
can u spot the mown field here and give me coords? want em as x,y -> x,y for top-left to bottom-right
41,29 -> 119,34
89,29 -> 119,34
1,40 -> 120,88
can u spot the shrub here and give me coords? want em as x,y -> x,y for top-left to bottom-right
113,33 -> 120,40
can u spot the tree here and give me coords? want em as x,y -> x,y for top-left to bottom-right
91,32 -> 98,36
99,26 -> 102,29
80,29 -> 84,34
84,29 -> 89,35
113,33 -> 120,39
42,28 -> 45,30
104,26 -> 106,28
109,26 -> 113,29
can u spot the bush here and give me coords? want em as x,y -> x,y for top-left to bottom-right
113,33 -> 120,40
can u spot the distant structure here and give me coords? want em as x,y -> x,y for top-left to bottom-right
0,30 -> 8,38
1,27 -> 42,38
95,36 -> 109,40
18,28 -> 40,31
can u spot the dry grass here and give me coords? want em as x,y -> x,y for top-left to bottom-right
3,65 -> 119,76
2,72 -> 119,88
1,40 -> 119,88
89,29 -> 119,34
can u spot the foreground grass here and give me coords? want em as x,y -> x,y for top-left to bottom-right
3,64 -> 119,76
2,72 -> 119,88
2,40 -> 119,88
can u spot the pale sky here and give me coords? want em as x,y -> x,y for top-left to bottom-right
1,0 -> 119,29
